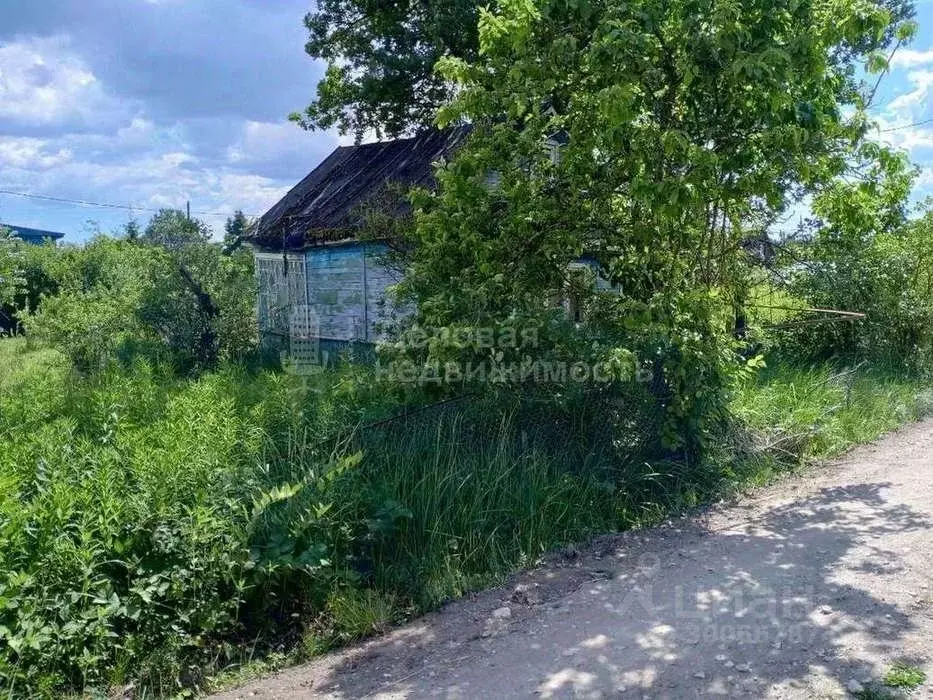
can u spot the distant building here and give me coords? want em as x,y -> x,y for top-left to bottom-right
3,224 -> 66,245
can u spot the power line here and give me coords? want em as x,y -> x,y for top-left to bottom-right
4,118 -> 929,217
0,189 -> 259,218
878,117 -> 933,133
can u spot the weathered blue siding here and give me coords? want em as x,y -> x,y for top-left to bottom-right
254,242 -> 402,349
305,242 -> 400,342
306,244 -> 365,340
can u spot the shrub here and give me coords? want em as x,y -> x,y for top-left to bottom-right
22,238 -> 153,370
0,238 -> 60,335
23,234 -> 257,373
1,336 -> 930,696
0,341 -> 705,695
0,346 -> 364,694
783,150 -> 933,369
0,227 -> 25,324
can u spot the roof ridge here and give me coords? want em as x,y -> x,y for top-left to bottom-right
249,127 -> 471,249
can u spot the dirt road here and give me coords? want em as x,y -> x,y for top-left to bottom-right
215,420 -> 933,699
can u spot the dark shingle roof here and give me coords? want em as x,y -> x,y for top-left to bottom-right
3,224 -> 65,244
249,127 -> 471,250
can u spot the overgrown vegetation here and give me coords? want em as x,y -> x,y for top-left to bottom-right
778,147 -> 933,368
734,362 -> 932,462
390,0 -> 921,459
0,226 -> 26,313
2,218 -> 932,696
3,335 -> 928,696
6,212 -> 256,373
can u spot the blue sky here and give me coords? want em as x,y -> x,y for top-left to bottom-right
0,1 -> 931,243
871,1 -> 933,207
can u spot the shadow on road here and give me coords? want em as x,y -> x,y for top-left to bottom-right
281,481 -> 933,698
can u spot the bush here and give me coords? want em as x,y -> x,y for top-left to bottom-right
23,235 -> 257,373
1,333 -> 929,696
0,343 -> 366,694
0,227 -> 28,333
782,150 -> 933,369
0,340 -> 712,696
0,240 -> 60,335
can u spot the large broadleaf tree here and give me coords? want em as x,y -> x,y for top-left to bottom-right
296,0 -> 912,141
394,0 -> 916,453
295,0 -> 481,139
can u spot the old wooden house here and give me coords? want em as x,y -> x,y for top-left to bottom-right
246,128 -> 470,359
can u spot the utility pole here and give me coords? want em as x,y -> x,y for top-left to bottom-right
186,200 -> 191,221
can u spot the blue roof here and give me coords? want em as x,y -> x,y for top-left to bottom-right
2,224 -> 66,243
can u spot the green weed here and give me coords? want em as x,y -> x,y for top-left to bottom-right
884,662 -> 927,690
733,361 -> 930,462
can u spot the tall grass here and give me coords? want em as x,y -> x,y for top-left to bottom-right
734,360 -> 933,461
1,337 -> 930,697
353,408 -> 619,608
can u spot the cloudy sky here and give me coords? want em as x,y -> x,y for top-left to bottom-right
0,0 -> 338,240
0,1 -> 932,242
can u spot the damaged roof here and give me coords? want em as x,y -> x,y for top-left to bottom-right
248,127 -> 471,250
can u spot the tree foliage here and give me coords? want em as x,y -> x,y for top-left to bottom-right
223,209 -> 251,254
0,226 -> 24,311
0,229 -> 57,335
784,147 -> 933,367
142,208 -> 211,251
295,0 -> 912,140
295,0 -> 480,139
398,0 -> 911,452
24,213 -> 256,373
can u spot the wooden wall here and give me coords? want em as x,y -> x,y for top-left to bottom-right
363,245 -> 405,341
254,242 -> 402,346
307,245 -> 365,340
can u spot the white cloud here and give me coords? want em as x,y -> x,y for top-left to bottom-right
226,120 -> 298,164
207,172 -> 291,219
0,110 -> 323,236
0,137 -> 72,170
884,126 -> 933,152
873,112 -> 933,154
891,48 -> 933,68
884,69 -> 933,116
115,118 -> 158,145
225,119 -> 336,176
915,167 -> 933,191
0,35 -> 128,129
0,22 -> 335,238
0,142 -> 291,233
